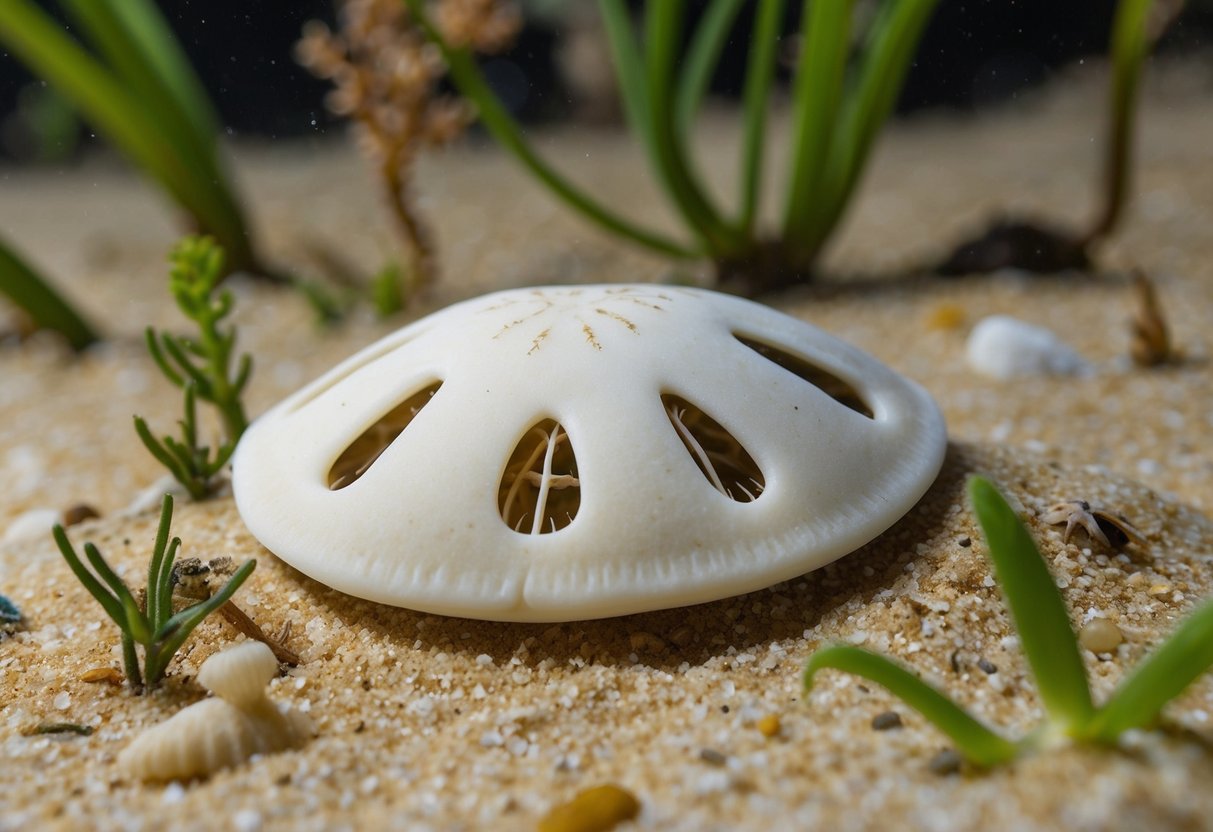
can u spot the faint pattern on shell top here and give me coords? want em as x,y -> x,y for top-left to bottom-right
118,642 -> 312,781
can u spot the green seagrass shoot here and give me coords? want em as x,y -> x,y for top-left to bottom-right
804,476 -> 1213,767
52,494 -> 255,691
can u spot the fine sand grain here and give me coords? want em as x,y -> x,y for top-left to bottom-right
2,62 -> 1212,831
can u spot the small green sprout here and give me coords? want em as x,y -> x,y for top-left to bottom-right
804,475 -> 1213,767
52,494 -> 255,691
136,236 -> 252,499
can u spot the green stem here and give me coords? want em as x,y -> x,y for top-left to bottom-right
807,0 -> 939,258
0,0 -> 258,275
781,0 -> 855,251
675,0 -> 746,139
121,633 -> 142,690
0,237 -> 98,350
1083,0 -> 1154,246
969,477 -> 1095,733
737,0 -> 786,234
645,1 -> 747,258
405,0 -> 699,260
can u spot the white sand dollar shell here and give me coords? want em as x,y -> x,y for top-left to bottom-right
233,285 -> 947,621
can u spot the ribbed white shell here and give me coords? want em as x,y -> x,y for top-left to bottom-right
233,285 -> 946,621
118,642 -> 310,781
196,641 -> 279,708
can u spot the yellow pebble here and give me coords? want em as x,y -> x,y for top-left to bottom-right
924,303 -> 966,331
1078,619 -> 1124,653
757,713 -> 781,738
538,784 -> 640,832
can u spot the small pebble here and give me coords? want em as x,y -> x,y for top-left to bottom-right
924,303 -> 966,331
871,711 -> 903,731
929,748 -> 963,775
668,626 -> 694,648
698,748 -> 728,767
756,713 -> 781,738
0,594 -> 22,628
628,631 -> 666,653
80,667 -> 124,685
1079,619 -> 1124,654
977,658 -> 998,675
538,784 -> 640,832
957,536 -> 972,548
62,503 -> 100,527
966,315 -> 1089,379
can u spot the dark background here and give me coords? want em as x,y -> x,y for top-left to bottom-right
0,0 -> 1209,159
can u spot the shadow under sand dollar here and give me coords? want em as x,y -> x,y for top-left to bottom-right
252,443 -> 975,675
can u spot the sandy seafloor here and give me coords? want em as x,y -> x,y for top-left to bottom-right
2,62 -> 1213,830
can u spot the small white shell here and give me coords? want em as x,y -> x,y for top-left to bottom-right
197,641 -> 279,708
966,315 -> 1090,379
118,642 -> 311,781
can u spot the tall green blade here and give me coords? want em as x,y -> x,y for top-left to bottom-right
1085,0 -> 1155,244
96,0 -> 222,144
403,0 -> 698,259
969,476 -> 1095,732
645,0 -> 745,257
809,0 -> 939,257
1088,599 -> 1213,742
0,0 -> 255,274
0,237 -> 98,350
781,0 -> 854,250
736,0 -> 786,234
805,645 -> 1020,767
675,0 -> 745,138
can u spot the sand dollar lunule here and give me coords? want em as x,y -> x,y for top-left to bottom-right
233,285 -> 947,621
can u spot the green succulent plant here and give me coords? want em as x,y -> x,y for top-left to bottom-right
805,476 -> 1213,767
52,494 -> 255,691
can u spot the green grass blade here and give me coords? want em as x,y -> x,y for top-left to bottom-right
805,645 -> 1020,767
969,476 -> 1095,731
675,0 -> 745,138
1085,0 -> 1154,244
781,0 -> 855,251
1088,599 -> 1213,742
120,633 -> 142,689
810,0 -> 939,255
645,0 -> 745,257
58,0 -> 215,165
0,0 -> 255,274
82,542 -> 138,612
156,559 -> 256,661
93,0 -> 221,144
0,236 -> 98,350
737,0 -> 786,234
52,526 -> 124,627
598,0 -> 653,149
404,0 -> 699,260
120,593 -> 152,645
146,494 -> 174,630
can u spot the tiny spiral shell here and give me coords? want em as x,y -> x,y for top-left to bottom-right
197,641 -> 279,708
118,642 -> 312,781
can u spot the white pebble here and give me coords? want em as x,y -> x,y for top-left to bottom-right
52,692 -> 71,711
966,315 -> 1090,379
232,809 -> 262,832
161,782 -> 186,804
3,508 -> 62,544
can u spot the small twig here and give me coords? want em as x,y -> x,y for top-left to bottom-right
215,601 -> 300,666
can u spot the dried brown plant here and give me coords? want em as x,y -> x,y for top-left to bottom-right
297,0 -> 520,292
1128,269 -> 1173,367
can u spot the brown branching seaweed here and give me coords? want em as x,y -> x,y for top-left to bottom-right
297,0 -> 520,293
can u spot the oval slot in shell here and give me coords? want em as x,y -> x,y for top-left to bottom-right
735,335 -> 873,418
662,394 -> 764,503
499,419 -> 581,535
328,382 -> 443,489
